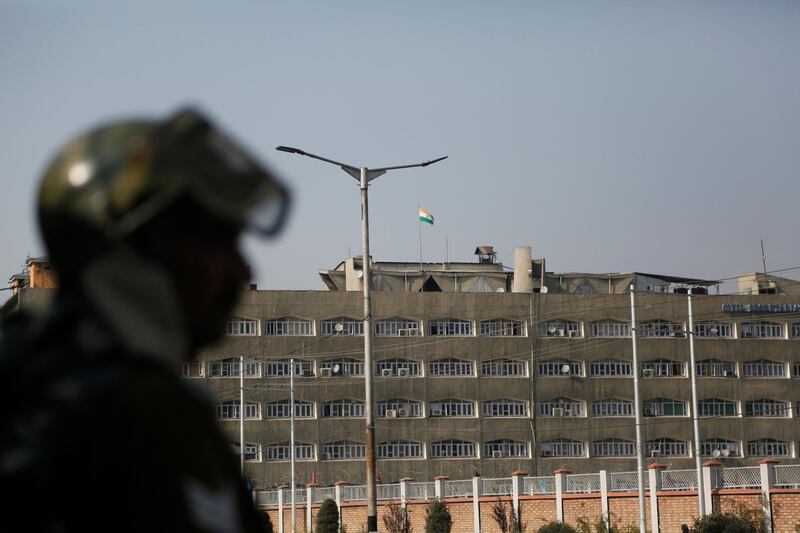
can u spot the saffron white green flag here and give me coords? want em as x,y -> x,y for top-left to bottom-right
419,208 -> 434,225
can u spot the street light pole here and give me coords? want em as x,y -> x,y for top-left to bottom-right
687,289 -> 706,516
276,146 -> 447,533
629,285 -> 646,533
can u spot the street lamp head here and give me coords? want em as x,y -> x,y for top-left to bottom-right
276,146 -> 303,154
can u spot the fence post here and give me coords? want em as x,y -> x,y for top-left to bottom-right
512,471 -> 528,522
702,460 -> 720,515
472,475 -> 482,533
434,475 -> 449,500
599,470 -> 610,531
553,468 -> 571,523
306,482 -> 318,533
277,484 -> 288,533
648,463 -> 666,533
759,459 -> 778,533
335,480 -> 348,532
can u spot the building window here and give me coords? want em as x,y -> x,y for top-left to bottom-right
377,440 -> 424,459
480,359 -> 526,377
642,359 -> 684,377
480,319 -> 526,337
209,358 -> 261,378
644,398 -> 687,417
265,400 -> 315,419
792,323 -> 800,338
431,439 -> 476,458
592,439 -> 636,457
264,317 -> 314,336
647,438 -> 688,457
592,398 -> 634,417
265,359 -> 313,377
428,358 -> 473,377
322,399 -> 365,418
696,359 -> 736,378
537,359 -> 582,377
700,439 -> 740,457
320,358 -> 364,377
640,320 -> 684,337
231,443 -> 262,462
537,320 -> 581,338
216,401 -> 260,420
226,317 -> 258,336
740,321 -> 783,339
589,321 -> 630,338
590,359 -> 632,377
375,358 -> 421,377
377,399 -> 422,418
744,399 -> 790,417
537,398 -> 584,417
321,441 -> 366,460
266,442 -> 315,461
747,439 -> 791,457
694,321 -> 733,338
182,361 -> 205,378
794,363 -> 800,377
541,439 -> 585,457
428,318 -> 473,336
374,318 -> 420,337
482,398 -> 528,417
743,360 -> 786,378
429,399 -> 475,417
698,399 -> 737,417
484,439 -> 528,458
321,317 -> 363,336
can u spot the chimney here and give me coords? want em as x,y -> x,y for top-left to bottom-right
512,246 -> 533,293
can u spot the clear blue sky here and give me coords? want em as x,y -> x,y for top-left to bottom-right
2,0 -> 798,290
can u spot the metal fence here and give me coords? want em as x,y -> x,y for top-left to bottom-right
774,464 -> 800,488
377,484 -> 402,500
482,477 -> 513,496
314,487 -> 336,503
524,476 -> 556,495
566,473 -> 601,493
609,471 -> 648,492
445,479 -> 474,498
718,466 -> 761,489
661,469 -> 697,491
341,485 -> 367,501
407,481 -> 435,500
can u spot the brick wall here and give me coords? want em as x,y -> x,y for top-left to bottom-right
608,494 -> 651,531
563,495 -> 602,528
657,494 -> 699,532
771,492 -> 800,533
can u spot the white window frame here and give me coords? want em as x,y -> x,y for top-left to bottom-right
482,398 -> 528,418
427,318 -> 473,337
265,359 -> 314,377
592,398 -> 634,417
480,359 -> 527,377
589,321 -> 630,338
480,319 -> 526,337
740,321 -> 784,339
216,400 -> 260,420
646,438 -> 688,457
700,439 -> 740,457
267,442 -> 315,461
375,358 -> 421,377
321,441 -> 366,460
747,439 -> 791,457
374,318 -> 420,337
592,439 -> 636,457
644,398 -> 687,417
792,323 -> 800,339
428,358 -> 473,377
322,399 -> 365,418
590,359 -> 632,377
265,399 -> 315,419
745,399 -> 790,418
377,440 -> 424,459
321,317 -> 364,336
431,439 -> 476,458
537,320 -> 581,338
226,317 -> 259,336
743,360 -> 786,378
537,359 -> 582,377
320,358 -> 364,377
640,319 -> 684,337
377,399 -> 423,418
264,317 -> 314,336
182,361 -> 205,378
698,398 -> 737,417
694,321 -> 733,338
537,398 -> 584,417
696,359 -> 736,378
209,358 -> 261,378
642,359 -> 684,377
541,439 -> 585,457
429,398 -> 475,417
484,439 -> 528,458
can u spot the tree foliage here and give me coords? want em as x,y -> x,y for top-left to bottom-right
316,498 -> 340,533
383,503 -> 411,533
690,512 -> 763,533
425,500 -> 452,533
537,522 -> 577,533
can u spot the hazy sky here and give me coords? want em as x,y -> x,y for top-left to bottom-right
2,1 -> 798,290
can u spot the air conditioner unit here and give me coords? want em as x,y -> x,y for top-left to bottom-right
563,408 -> 572,417
397,368 -> 410,377
569,331 -> 579,338
321,452 -> 329,460
542,449 -> 553,457
302,370 -> 314,377
556,329 -> 565,337
397,408 -> 409,417
492,450 -> 503,458
385,409 -> 398,418
642,368 -> 655,378
407,329 -> 420,336
644,407 -> 655,417
430,408 -> 442,417
398,329 -> 410,336
552,407 -> 564,417
320,368 -> 333,378
381,369 -> 393,377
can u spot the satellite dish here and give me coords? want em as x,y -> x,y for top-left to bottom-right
356,271 -> 364,279
561,364 -> 571,374
548,325 -> 557,334
496,288 -> 505,293
334,323 -> 344,333
708,327 -> 718,335
722,449 -> 730,457
332,364 -> 341,373
712,449 -> 721,458
541,286 -> 549,294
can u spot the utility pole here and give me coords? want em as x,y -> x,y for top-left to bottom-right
240,355 -> 245,475
687,290 -> 706,515
629,285 -> 646,533
290,357 -> 297,533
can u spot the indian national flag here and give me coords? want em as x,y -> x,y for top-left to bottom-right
419,208 -> 434,225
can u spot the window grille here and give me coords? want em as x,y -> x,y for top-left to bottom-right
264,317 -> 314,336
793,323 -> 800,338
694,321 -> 733,338
698,399 -> 737,417
322,399 -> 365,418
537,398 -> 584,417
642,359 -> 684,377
700,439 -> 740,457
377,399 -> 422,418
592,398 -> 634,417
321,441 -> 366,460
377,440 -> 423,459
428,358 -> 473,376
267,442 -> 315,461
592,439 -> 636,457
643,398 -> 687,417
740,321 -> 783,339
431,440 -> 475,458
537,359 -> 582,377
589,321 -> 630,337
747,439 -> 790,457
744,399 -> 789,417
320,358 -> 364,376
429,399 -> 475,417
226,318 -> 258,336
374,318 -> 419,337
541,439 -> 585,457
743,360 -> 786,378
265,400 -> 314,419
428,319 -> 473,336
646,438 -> 687,457
265,359 -> 313,377
375,358 -> 421,377
243,443 -> 261,462
480,359 -> 526,377
480,319 -> 525,336
537,320 -> 581,337
484,439 -> 528,458
696,359 -> 736,377
640,320 -> 683,337
590,359 -> 632,377
794,362 -> 800,377
209,358 -> 260,377
321,317 -> 363,336
216,401 -> 260,420
482,399 -> 528,417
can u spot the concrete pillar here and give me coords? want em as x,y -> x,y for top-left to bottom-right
472,476 -> 482,533
648,463 -> 667,533
702,460 -> 721,515
512,247 -> 533,293
306,482 -> 318,533
759,459 -> 779,533
399,477 -> 414,508
335,480 -> 348,531
434,475 -> 448,500
553,468 -> 571,523
599,470 -> 611,531
511,471 -> 528,521
344,256 -> 364,291
277,484 -> 289,533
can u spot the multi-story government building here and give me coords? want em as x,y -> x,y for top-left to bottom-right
5,249 -> 800,489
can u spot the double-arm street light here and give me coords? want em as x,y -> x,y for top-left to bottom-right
276,146 -> 447,533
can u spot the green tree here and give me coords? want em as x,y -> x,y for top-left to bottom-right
537,522 -> 577,533
425,500 -> 452,533
383,503 -> 411,533
262,511 -> 275,533
690,512 -> 761,533
316,498 -> 340,533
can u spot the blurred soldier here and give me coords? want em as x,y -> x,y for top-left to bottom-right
0,109 -> 290,532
